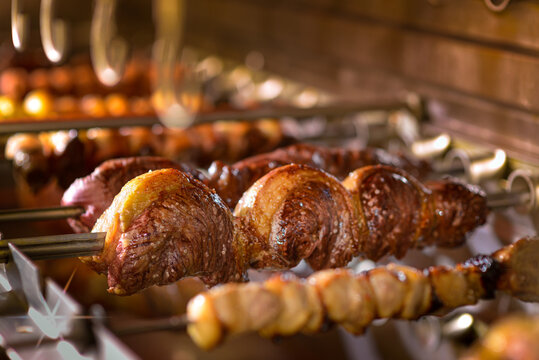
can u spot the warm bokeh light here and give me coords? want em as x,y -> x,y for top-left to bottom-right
23,90 -> 53,118
0,96 -> 16,118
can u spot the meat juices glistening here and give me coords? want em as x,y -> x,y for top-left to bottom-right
85,164 -> 487,295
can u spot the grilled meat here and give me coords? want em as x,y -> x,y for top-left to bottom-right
86,164 -> 486,295
462,315 -> 539,360
187,237 -> 539,349
89,169 -> 244,295
62,157 -> 202,233
63,143 -> 431,233
206,143 -> 431,207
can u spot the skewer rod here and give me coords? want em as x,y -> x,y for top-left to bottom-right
0,232 -> 105,246
195,102 -> 407,124
433,162 -> 470,177
0,206 -> 84,222
0,188 -> 531,225
0,101 -> 407,134
0,232 -> 105,262
113,315 -> 189,336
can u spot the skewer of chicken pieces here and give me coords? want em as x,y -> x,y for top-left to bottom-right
185,237 -> 539,349
84,161 -> 487,295
462,314 -> 539,360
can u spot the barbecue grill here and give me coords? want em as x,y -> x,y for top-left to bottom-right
0,1 -> 538,359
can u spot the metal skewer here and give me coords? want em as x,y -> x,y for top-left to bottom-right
0,188 -> 533,263
0,185 -> 531,225
112,315 -> 189,337
5,313 -> 191,347
0,101 -> 407,135
486,190 -> 531,209
0,233 -> 105,262
0,205 -> 84,222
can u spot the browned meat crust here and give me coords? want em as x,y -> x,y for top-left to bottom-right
62,157 -> 202,233
64,143 -> 431,233
88,163 -> 486,295
207,143 -> 431,207
234,164 -> 359,270
187,238 -> 538,350
238,165 -> 486,270
86,169 -> 244,295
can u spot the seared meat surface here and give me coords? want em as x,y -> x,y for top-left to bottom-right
62,157 -> 202,233
206,143 -> 431,207
85,169 -> 243,295
88,163 -> 486,295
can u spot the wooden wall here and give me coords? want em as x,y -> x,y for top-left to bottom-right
185,0 -> 539,163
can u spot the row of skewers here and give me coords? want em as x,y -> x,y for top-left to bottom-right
1,139 -> 533,272
0,90 -> 157,120
0,56 -> 158,120
3,139 -> 532,233
0,103 -> 537,355
0,49 -> 332,127
1,138 -> 538,350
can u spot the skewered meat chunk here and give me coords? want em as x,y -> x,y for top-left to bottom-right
5,133 -> 51,192
259,274 -> 323,337
237,165 -> 486,269
488,234 -> 539,302
307,269 -> 375,334
234,164 -> 359,270
87,163 -> 486,295
38,131 -> 87,189
63,143 -> 430,233
187,237 -> 539,350
88,169 -> 244,295
207,143 -> 431,207
62,157 -> 202,233
342,166 -> 488,260
0,68 -> 28,100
